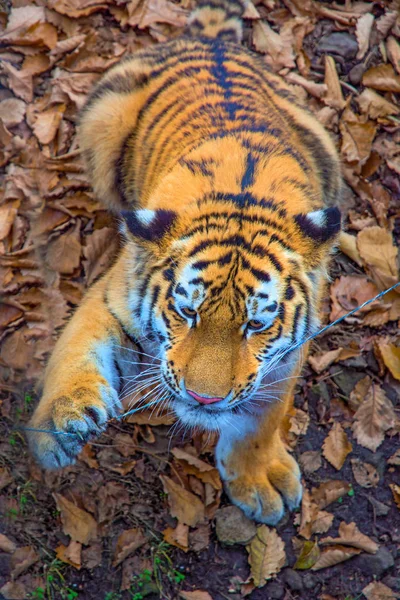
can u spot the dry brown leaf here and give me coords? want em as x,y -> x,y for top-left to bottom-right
56,540 -> 82,569
387,36 -> 400,75
340,109 -> 377,166
83,227 -> 119,287
362,64 -> 400,93
53,493 -> 98,545
252,20 -> 295,70
375,340 -> 400,381
46,222 -> 81,275
10,545 -> 39,578
172,448 -> 222,490
246,525 -> 286,587
355,13 -> 374,60
0,534 -> 17,554
311,545 -> 361,570
32,104 -> 66,145
351,458 -> 379,488
362,581 -> 397,600
308,348 -> 342,374
0,582 -> 27,600
0,205 -> 18,242
339,232 -> 363,266
289,408 -> 310,436
357,226 -> 398,290
180,591 -> 214,600
322,422 -> 352,470
311,480 -> 351,510
286,72 -> 327,99
390,484 -> 400,510
357,89 -> 400,120
0,99 -> 26,128
161,476 -> 205,527
388,449 -> 400,465
321,521 -> 378,553
47,0 -> 111,18
299,488 -> 334,539
299,450 -> 322,474
324,55 -> 345,110
163,523 -> 189,552
349,376 -> 371,412
112,528 -> 147,567
1,61 -> 33,103
330,276 -> 379,321
352,383 -> 396,451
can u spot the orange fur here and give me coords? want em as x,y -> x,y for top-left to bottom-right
28,0 -> 342,524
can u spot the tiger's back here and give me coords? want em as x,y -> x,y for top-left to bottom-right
79,4 -> 341,217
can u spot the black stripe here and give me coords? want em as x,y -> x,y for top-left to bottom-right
292,305 -> 302,343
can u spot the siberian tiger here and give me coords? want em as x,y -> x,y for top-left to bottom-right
28,0 -> 342,524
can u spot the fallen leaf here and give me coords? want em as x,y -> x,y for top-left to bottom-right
0,582 -> 27,600
390,484 -> 400,510
362,581 -> 397,600
252,20 -> 295,70
375,340 -> 400,381
340,109 -> 377,166
46,222 -> 81,275
387,36 -> 400,75
355,13 -> 374,60
324,55 -> 345,110
10,545 -> 39,578
172,448 -> 221,490
32,104 -> 66,145
311,480 -> 351,509
351,458 -> 379,488
330,276 -> 379,321
349,376 -> 371,412
56,540 -> 82,569
388,449 -> 400,466
161,476 -> 205,527
0,534 -> 17,554
321,521 -> 378,553
299,450 -> 322,474
180,591 -> 214,600
357,89 -> 400,120
311,545 -> 361,570
363,64 -> 400,93
357,226 -> 398,290
289,408 -> 310,436
112,528 -> 147,567
246,525 -> 286,587
339,232 -> 363,266
53,493 -> 98,545
0,99 -> 26,128
0,205 -> 18,242
308,348 -> 343,374
83,227 -> 119,286
163,523 -> 189,552
322,422 -> 352,470
293,540 -> 320,570
352,383 -> 396,451
82,542 -> 103,569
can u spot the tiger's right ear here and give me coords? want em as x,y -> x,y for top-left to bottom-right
120,209 -> 177,244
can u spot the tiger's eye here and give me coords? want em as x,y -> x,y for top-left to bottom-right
247,319 -> 264,331
181,307 -> 197,318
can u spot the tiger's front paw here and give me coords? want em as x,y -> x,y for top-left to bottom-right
220,450 -> 302,525
27,384 -> 120,470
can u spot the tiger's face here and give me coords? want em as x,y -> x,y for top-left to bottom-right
123,201 -> 340,431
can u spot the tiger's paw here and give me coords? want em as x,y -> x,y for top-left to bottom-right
27,384 -> 120,470
220,450 -> 302,525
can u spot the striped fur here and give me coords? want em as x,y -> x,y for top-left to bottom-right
28,0 -> 342,525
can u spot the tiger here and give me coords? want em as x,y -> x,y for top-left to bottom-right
27,0 -> 342,525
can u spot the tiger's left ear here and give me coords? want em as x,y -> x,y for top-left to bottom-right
294,206 -> 341,244
121,209 -> 177,244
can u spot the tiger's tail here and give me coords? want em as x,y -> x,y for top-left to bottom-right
185,0 -> 245,43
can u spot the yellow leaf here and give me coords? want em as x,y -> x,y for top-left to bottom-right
247,526 -> 286,587
293,540 -> 320,570
390,484 -> 400,510
56,541 -> 82,569
322,422 -> 352,470
163,523 -> 189,552
352,383 -> 396,451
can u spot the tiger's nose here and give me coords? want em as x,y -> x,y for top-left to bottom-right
187,389 -> 224,405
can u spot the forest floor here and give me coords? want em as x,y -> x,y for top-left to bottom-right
0,0 -> 400,599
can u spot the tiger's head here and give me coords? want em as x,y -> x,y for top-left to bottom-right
122,196 -> 340,431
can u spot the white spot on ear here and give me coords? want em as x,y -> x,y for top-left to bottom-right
307,210 -> 326,227
136,209 -> 156,226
